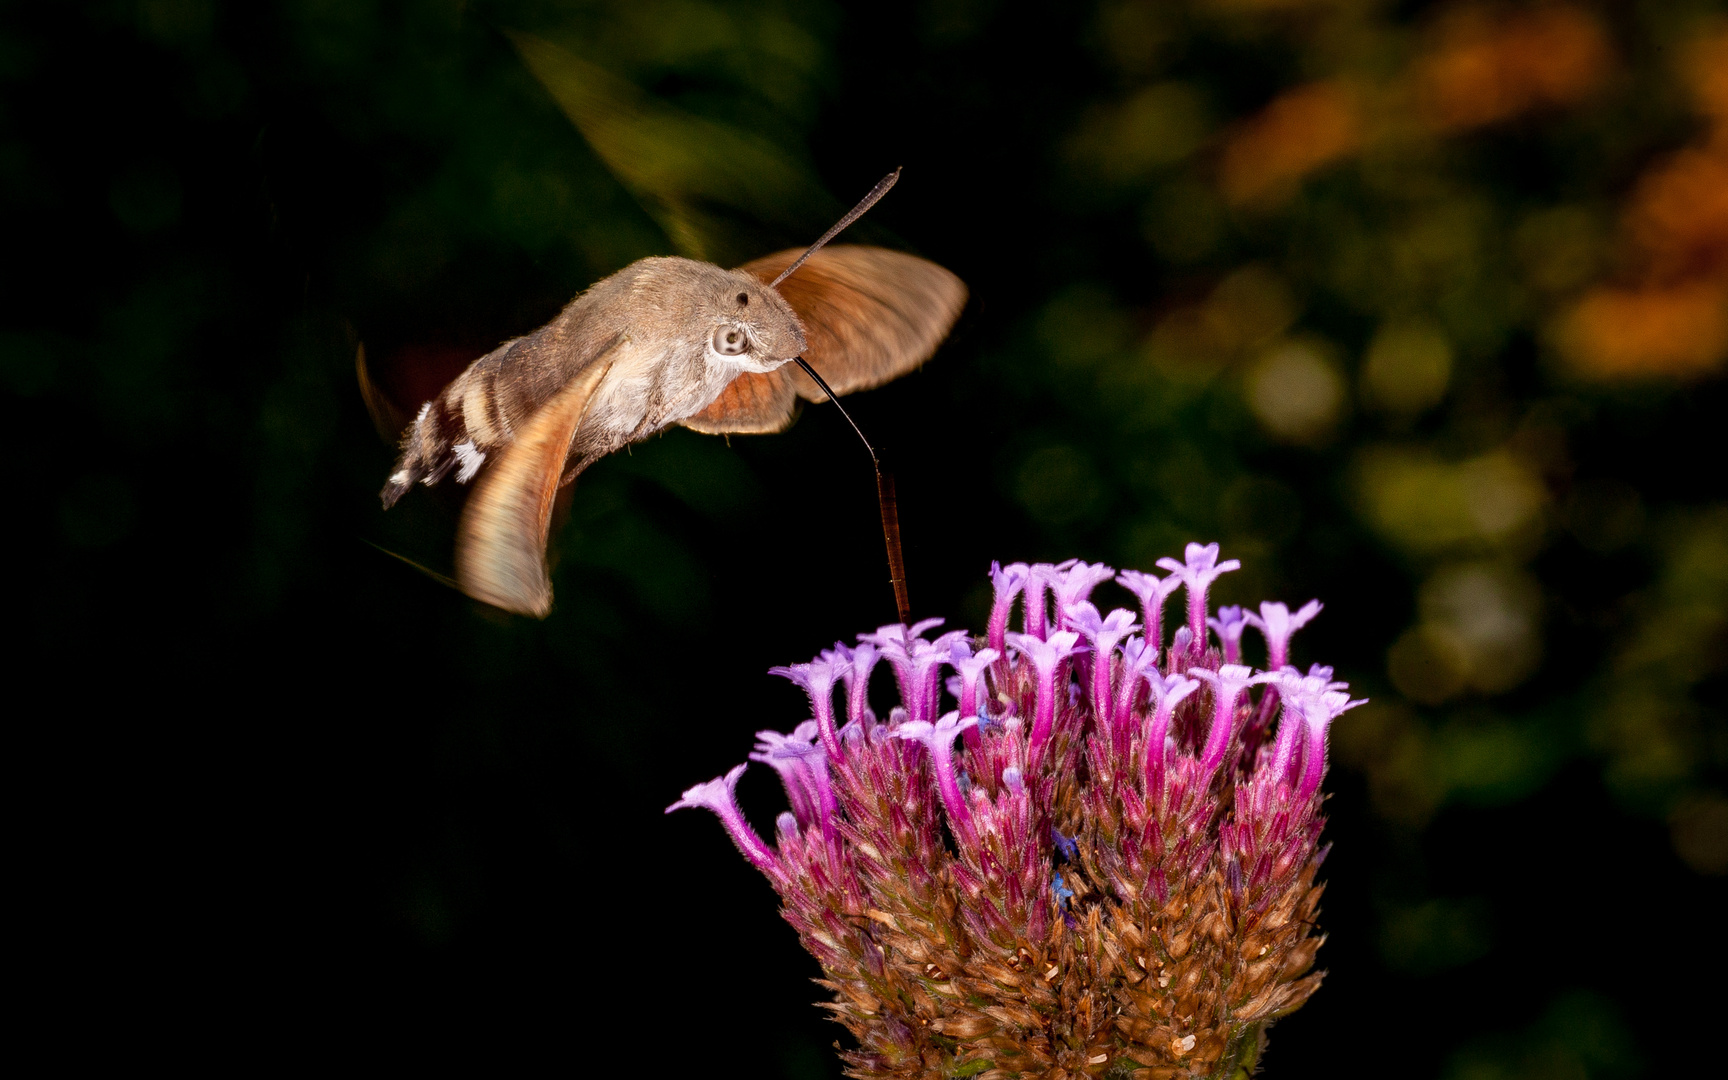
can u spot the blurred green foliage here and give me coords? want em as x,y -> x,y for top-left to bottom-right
4,0 -> 1725,1074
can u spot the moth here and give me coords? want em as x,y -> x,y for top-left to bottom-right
370,171 -> 966,618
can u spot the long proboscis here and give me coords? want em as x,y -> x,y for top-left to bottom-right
795,356 -> 912,626
770,168 -> 901,289
776,168 -> 913,624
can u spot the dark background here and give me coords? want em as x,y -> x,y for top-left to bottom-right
6,1 -> 1725,1074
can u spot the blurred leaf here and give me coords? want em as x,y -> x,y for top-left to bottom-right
508,30 -> 833,263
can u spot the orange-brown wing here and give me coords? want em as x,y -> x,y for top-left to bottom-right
678,364 -> 801,435
678,245 -> 967,434
454,355 -> 615,618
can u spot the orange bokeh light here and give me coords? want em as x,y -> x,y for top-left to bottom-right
1557,23 -> 1728,379
1415,5 -> 1612,132
1220,80 -> 1363,206
1685,27 -> 1728,133
1623,148 -> 1728,284
1560,281 -> 1728,379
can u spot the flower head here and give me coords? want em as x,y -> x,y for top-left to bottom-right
672,546 -> 1358,1079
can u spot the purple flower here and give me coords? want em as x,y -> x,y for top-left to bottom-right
1019,560 -> 1077,640
858,621 -> 955,722
1170,625 -> 1194,661
987,562 -> 1030,653
1245,600 -> 1323,671
911,631 -> 970,721
1116,568 -> 1184,661
1048,561 -> 1118,632
1142,671 -> 1202,784
1065,602 -> 1139,731
891,712 -> 979,836
1113,634 -> 1161,730
858,618 -> 947,651
1208,605 -> 1252,664
750,721 -> 820,824
822,642 -> 880,728
1156,543 -> 1242,658
1006,629 -> 1082,757
769,658 -> 843,759
1190,664 -> 1275,775
1267,670 -> 1364,801
666,764 -> 780,875
751,721 -> 837,841
947,641 -> 1000,749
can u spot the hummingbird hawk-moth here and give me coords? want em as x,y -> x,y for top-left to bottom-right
369,172 -> 966,618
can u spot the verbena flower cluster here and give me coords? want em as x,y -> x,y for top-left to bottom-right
669,545 -> 1362,1079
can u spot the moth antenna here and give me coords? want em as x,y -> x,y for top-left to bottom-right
770,168 -> 901,288
794,356 -> 912,625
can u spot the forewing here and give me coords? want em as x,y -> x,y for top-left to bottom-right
454,356 -> 615,618
747,245 -> 966,397
678,245 -> 966,434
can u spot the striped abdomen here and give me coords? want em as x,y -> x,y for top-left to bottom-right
380,334 -> 558,509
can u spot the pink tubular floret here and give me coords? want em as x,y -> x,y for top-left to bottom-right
665,764 -> 782,875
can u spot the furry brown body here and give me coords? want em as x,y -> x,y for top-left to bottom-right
372,245 -> 966,616
380,257 -> 808,507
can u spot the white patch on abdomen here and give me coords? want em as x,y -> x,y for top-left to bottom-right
453,440 -> 486,483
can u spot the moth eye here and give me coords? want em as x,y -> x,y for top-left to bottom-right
736,292 -> 749,305
712,325 -> 749,356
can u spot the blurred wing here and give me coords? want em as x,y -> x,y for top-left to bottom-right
678,245 -> 967,434
454,356 -> 615,618
753,245 -> 968,397
356,342 -> 409,444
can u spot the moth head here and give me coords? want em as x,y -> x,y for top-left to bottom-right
705,270 -> 807,374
